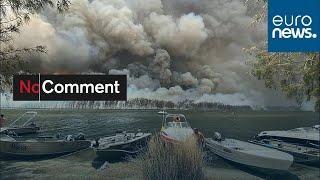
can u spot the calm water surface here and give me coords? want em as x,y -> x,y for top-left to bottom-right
0,109 -> 319,179
1,109 -> 318,139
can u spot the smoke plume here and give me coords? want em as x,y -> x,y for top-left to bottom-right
10,0 -> 300,108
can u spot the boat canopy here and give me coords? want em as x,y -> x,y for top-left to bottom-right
10,111 -> 38,127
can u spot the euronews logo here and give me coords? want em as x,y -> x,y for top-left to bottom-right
272,15 -> 317,39
268,0 -> 320,52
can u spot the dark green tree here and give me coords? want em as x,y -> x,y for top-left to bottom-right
245,0 -> 319,111
0,0 -> 70,91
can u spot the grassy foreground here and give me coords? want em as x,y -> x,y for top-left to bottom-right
132,136 -> 205,180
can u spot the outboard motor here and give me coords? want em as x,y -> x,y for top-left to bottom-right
55,133 -> 61,139
65,135 -> 74,141
75,133 -> 86,140
213,132 -> 222,142
92,138 -> 99,147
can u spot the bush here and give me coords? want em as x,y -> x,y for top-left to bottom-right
134,135 -> 205,180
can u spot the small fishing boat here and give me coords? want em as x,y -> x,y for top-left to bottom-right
249,139 -> 320,164
0,133 -> 91,158
206,132 -> 293,172
0,112 -> 40,135
93,131 -> 151,160
160,114 -> 195,143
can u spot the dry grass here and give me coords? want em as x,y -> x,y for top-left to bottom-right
133,135 -> 205,180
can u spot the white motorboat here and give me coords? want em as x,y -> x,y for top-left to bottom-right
256,125 -> 320,148
249,139 -> 320,164
160,114 -> 195,143
93,131 -> 151,160
0,133 -> 91,158
157,109 -> 167,115
206,132 -> 293,172
0,112 -> 40,135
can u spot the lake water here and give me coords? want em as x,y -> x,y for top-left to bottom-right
0,109 -> 319,179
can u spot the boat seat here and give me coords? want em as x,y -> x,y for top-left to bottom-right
166,122 -> 184,128
114,135 -> 125,142
122,133 -> 135,141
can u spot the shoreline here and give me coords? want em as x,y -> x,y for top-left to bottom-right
0,158 -> 263,180
0,107 -> 316,113
0,149 -> 319,180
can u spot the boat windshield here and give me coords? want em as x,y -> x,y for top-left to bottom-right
166,122 -> 190,128
164,114 -> 190,128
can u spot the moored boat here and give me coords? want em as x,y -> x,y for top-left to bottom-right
160,114 -> 195,143
206,132 -> 293,172
249,139 -> 320,165
0,112 -> 40,135
93,131 -> 151,160
0,133 -> 91,158
256,125 -> 320,148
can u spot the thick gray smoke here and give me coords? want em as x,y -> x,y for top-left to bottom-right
10,0 -> 300,108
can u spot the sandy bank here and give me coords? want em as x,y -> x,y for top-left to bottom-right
0,149 -> 318,180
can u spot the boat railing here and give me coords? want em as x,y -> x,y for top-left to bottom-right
9,112 -> 38,127
270,138 -> 312,151
307,141 -> 320,149
165,114 -> 187,119
162,114 -> 187,126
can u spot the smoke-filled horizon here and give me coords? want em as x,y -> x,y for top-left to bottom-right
7,0 -> 311,109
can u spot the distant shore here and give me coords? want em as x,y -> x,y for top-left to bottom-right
2,95 -> 309,111
0,107 -> 314,112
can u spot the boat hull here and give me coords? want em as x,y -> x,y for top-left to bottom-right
95,134 -> 150,160
0,140 -> 91,158
96,148 -> 144,160
206,139 -> 293,172
0,126 -> 40,135
258,135 -> 319,148
160,127 -> 194,143
249,140 -> 320,164
283,151 -> 319,164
